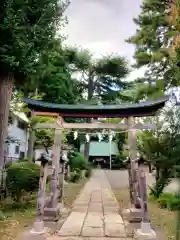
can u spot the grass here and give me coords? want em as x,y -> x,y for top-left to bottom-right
113,188 -> 177,240
0,180 -> 86,240
64,180 -> 86,208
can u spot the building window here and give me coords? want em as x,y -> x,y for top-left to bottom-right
20,151 -> 25,159
17,120 -> 26,130
15,145 -> 20,154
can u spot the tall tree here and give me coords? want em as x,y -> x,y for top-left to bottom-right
127,0 -> 178,87
25,44 -> 83,104
68,48 -> 130,104
24,45 -> 84,162
121,79 -> 165,103
137,107 -> 180,198
0,0 -> 68,168
67,48 -> 130,157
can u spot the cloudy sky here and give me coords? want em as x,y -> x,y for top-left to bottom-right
64,0 -> 145,80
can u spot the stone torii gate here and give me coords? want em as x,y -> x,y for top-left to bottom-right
23,96 -> 168,238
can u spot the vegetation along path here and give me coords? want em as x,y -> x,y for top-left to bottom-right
47,170 -> 131,240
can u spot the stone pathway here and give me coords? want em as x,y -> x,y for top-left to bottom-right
47,170 -> 131,240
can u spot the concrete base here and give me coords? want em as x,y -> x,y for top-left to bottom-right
18,225 -> 48,240
44,206 -> 60,221
134,222 -> 157,240
134,229 -> 157,240
30,221 -> 46,234
44,202 -> 67,221
122,208 -> 142,223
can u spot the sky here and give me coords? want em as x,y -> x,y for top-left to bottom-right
64,0 -> 145,81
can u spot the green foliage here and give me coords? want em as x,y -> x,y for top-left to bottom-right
156,193 -> 180,211
0,0 -> 68,80
127,0 -> 179,87
27,44 -> 83,105
149,177 -> 171,198
66,47 -> 130,104
138,108 -> 180,197
69,169 -> 81,183
33,116 -> 55,151
116,132 -> 126,152
18,158 -> 28,163
112,155 -> 126,169
6,162 -> 40,202
70,152 -> 88,171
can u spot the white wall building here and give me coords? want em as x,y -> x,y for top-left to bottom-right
5,112 -> 29,162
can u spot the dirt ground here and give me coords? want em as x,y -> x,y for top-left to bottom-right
105,168 -> 179,192
105,169 -> 177,240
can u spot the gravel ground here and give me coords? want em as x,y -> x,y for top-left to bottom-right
105,168 -> 179,192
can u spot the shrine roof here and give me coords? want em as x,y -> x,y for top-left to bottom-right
23,96 -> 168,118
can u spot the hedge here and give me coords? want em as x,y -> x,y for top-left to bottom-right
6,162 -> 40,201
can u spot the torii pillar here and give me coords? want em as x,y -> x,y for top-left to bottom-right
123,116 -> 142,222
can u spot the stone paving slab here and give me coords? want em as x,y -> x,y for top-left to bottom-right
84,213 -> 103,227
58,212 -> 86,236
104,213 -> 123,224
105,223 -> 126,237
57,170 -> 127,238
81,226 -> 104,237
47,237 -> 133,240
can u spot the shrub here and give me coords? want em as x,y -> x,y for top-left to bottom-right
70,153 -> 88,170
69,170 -> 81,183
149,177 -> 171,198
167,197 -> 180,211
6,162 -> 40,201
157,193 -> 180,211
85,165 -> 92,178
113,155 -> 126,169
157,193 -> 172,209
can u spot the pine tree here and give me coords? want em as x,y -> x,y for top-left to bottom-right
127,0 -> 178,86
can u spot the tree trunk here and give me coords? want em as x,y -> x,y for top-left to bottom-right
0,75 -> 13,170
27,89 -> 38,163
155,166 -> 160,182
148,159 -> 152,173
27,122 -> 35,163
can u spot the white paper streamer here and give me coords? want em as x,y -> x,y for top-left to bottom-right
74,131 -> 78,140
109,134 -> 113,142
86,133 -> 90,142
98,132 -> 102,142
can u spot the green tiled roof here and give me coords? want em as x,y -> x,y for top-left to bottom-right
80,141 -> 118,156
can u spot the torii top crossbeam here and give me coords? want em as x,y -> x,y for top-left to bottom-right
24,97 -> 168,118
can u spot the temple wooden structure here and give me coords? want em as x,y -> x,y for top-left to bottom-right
24,96 -> 168,236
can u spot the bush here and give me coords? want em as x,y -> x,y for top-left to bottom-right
69,170 -> 81,183
6,162 -> 40,201
70,153 -> 88,171
157,193 -> 172,209
157,193 -> 180,211
149,177 -> 171,198
167,197 -> 180,211
112,155 -> 126,169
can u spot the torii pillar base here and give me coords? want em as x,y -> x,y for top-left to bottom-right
44,206 -> 60,221
122,208 -> 142,222
134,222 -> 157,240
